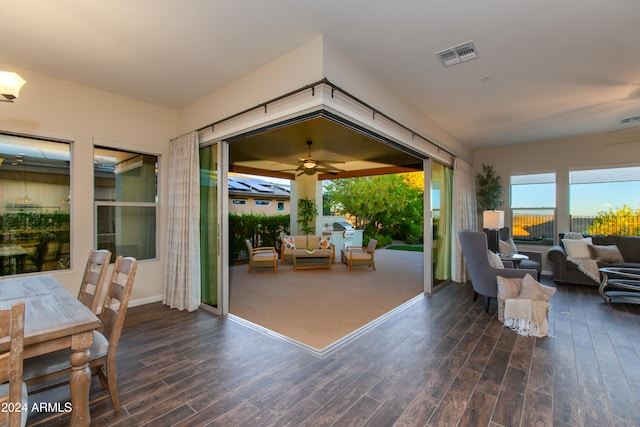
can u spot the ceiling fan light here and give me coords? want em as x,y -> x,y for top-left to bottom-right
303,160 -> 316,169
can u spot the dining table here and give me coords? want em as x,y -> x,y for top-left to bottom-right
0,274 -> 101,427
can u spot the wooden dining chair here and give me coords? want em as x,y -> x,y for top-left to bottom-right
23,256 -> 138,415
77,249 -> 112,314
0,302 -> 27,427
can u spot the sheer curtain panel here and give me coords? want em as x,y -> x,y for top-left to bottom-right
163,132 -> 202,311
452,158 -> 477,283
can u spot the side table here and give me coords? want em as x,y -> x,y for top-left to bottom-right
599,267 -> 640,304
498,253 -> 529,268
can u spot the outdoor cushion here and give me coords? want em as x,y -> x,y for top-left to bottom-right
319,236 -> 332,249
282,236 -> 296,250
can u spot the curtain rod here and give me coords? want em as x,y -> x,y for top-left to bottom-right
197,77 -> 456,158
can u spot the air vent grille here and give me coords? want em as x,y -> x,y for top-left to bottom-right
436,41 -> 478,67
621,116 -> 640,124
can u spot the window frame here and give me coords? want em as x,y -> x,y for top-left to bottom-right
509,172 -> 556,245
93,144 -> 160,262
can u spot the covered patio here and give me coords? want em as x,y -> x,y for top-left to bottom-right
229,247 -> 424,354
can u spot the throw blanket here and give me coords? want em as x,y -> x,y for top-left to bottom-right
568,258 -> 600,284
504,298 -> 551,338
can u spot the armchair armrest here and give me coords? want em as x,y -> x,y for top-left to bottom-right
251,246 -> 276,254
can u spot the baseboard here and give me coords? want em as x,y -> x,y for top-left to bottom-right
128,294 -> 163,308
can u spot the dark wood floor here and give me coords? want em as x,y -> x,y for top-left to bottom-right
27,277 -> 640,427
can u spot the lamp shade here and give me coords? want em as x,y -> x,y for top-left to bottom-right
0,71 -> 26,102
483,210 -> 504,229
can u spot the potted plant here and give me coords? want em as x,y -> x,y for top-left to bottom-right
476,163 -> 504,211
297,197 -> 318,236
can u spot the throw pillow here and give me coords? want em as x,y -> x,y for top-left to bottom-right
587,244 -> 625,263
319,235 -> 332,249
497,276 -> 522,299
282,236 -> 296,250
499,237 -> 518,254
487,250 -> 504,269
562,237 -> 593,260
519,273 -> 557,301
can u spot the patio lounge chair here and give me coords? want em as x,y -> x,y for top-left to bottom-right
246,239 -> 277,272
342,239 -> 377,271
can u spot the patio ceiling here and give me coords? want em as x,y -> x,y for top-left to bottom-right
228,116 -> 423,181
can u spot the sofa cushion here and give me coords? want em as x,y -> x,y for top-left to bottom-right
562,237 -> 592,260
294,236 -> 307,249
499,238 -> 518,254
519,274 -> 556,302
282,236 -> 296,250
487,250 -> 504,269
307,237 -> 320,249
605,235 -> 640,262
497,276 -> 522,299
588,244 -> 624,263
319,236 -> 332,249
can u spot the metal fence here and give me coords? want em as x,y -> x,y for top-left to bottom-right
511,211 -> 640,243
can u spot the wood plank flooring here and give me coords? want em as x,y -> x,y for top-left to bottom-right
26,278 -> 640,426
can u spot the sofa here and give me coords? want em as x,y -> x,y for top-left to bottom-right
547,234 -> 640,286
280,235 -> 335,265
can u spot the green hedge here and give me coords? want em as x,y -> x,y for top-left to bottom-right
229,213 -> 290,263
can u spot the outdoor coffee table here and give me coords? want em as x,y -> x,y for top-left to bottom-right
292,249 -> 333,271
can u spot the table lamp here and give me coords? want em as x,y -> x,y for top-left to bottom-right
483,210 -> 504,253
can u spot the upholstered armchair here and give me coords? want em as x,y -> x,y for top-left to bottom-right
458,230 -> 537,312
498,227 -> 542,279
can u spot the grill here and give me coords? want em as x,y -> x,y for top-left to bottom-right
333,221 -> 355,238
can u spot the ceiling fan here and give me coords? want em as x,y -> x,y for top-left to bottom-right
293,140 -> 345,176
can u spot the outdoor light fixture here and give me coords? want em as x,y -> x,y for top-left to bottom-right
302,159 -> 316,169
483,210 -> 504,253
0,71 -> 26,102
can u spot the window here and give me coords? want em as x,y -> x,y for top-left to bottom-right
570,166 -> 640,235
510,173 -> 556,244
0,134 -> 71,276
277,201 -> 285,211
94,146 -> 158,262
254,200 -> 271,206
232,199 -> 247,205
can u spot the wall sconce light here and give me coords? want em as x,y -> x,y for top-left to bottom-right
0,71 -> 27,103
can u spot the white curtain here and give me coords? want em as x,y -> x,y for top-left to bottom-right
163,131 -> 201,311
452,158 -> 477,283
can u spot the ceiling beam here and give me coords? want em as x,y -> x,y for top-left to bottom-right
230,165 -> 296,180
319,164 -> 423,180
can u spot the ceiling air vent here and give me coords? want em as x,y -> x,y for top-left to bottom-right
621,116 -> 640,124
436,41 -> 478,67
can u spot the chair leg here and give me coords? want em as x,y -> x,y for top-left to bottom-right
106,359 -> 121,413
473,291 -> 478,302
483,296 -> 491,312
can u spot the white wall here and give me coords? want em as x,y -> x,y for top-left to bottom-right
0,66 -> 176,303
473,131 -> 640,273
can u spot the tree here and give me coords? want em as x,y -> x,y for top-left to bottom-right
323,173 -> 423,242
476,163 -> 504,211
588,205 -> 640,236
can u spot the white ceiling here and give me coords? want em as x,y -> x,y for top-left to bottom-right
2,0 -> 640,149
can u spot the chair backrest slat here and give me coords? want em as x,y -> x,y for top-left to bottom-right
100,256 -> 137,353
78,249 -> 112,314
